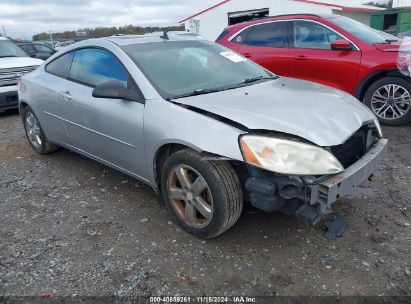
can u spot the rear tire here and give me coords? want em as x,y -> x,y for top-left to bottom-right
21,106 -> 59,154
364,77 -> 411,126
160,149 -> 243,238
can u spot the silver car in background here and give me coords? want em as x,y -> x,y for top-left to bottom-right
18,32 -> 388,238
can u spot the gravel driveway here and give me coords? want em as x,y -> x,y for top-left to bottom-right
0,109 -> 410,297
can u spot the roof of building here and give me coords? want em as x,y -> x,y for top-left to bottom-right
180,0 -> 381,23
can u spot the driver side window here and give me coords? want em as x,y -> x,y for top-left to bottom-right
69,48 -> 129,88
293,21 -> 343,50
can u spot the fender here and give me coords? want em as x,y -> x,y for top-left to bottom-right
355,69 -> 409,101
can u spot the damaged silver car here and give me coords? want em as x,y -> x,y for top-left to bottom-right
18,32 -> 388,238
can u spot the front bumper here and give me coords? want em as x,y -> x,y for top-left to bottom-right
0,86 -> 18,112
309,138 -> 388,207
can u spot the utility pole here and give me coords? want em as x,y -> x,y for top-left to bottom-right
2,25 -> 6,37
49,26 -> 53,43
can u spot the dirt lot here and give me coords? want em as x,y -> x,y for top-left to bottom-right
0,109 -> 410,297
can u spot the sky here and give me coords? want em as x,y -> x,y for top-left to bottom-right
0,0 -> 221,39
0,0 -> 390,40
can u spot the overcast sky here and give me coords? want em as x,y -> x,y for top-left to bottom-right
0,0 -> 221,39
0,0 -> 389,40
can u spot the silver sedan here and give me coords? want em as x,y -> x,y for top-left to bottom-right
18,32 -> 387,238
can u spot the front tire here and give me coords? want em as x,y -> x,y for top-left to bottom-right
21,106 -> 59,154
160,149 -> 243,238
364,77 -> 411,126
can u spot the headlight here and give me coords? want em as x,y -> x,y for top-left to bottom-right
240,135 -> 344,176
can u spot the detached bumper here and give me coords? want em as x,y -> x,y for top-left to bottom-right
309,139 -> 388,207
0,87 -> 18,112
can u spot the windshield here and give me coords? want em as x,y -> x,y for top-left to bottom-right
121,40 -> 273,99
0,40 -> 28,58
328,16 -> 397,44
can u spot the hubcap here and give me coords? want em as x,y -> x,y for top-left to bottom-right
371,84 -> 411,120
25,112 -> 42,149
167,165 -> 213,228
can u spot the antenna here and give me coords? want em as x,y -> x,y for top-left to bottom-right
160,31 -> 169,40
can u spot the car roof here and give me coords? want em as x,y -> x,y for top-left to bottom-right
225,13 -> 332,30
103,31 -> 205,46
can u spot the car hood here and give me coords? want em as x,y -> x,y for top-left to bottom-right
0,57 -> 43,69
374,42 -> 400,52
176,78 -> 376,147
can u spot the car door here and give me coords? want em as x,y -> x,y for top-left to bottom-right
235,21 -> 291,76
61,48 -> 147,178
287,20 -> 361,94
37,51 -> 76,145
33,44 -> 55,60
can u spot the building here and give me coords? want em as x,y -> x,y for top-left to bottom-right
393,0 -> 411,8
180,0 -> 384,41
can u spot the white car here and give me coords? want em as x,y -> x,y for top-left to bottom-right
0,36 -> 43,112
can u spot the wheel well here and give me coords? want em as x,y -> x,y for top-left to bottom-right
19,101 -> 28,112
154,143 -> 191,187
357,70 -> 406,101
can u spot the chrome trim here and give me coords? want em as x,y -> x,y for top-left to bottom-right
227,19 -> 360,51
43,111 -> 136,148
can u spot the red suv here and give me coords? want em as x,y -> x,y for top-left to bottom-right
217,14 -> 411,125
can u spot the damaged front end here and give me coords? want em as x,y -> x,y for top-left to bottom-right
235,123 -> 388,224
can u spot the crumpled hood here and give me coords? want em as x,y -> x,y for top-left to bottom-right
0,57 -> 43,69
177,78 -> 377,147
374,42 -> 400,52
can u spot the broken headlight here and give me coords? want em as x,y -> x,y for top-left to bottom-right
240,135 -> 344,176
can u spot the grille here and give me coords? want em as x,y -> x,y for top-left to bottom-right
330,128 -> 367,169
0,66 -> 37,87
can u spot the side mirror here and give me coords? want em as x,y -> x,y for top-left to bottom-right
331,39 -> 353,51
92,80 -> 143,102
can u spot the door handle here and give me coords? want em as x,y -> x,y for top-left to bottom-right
243,53 -> 252,58
59,91 -> 72,101
293,55 -> 308,60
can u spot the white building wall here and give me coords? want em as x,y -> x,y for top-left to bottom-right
393,0 -> 411,7
333,10 -> 372,26
183,0 -> 334,41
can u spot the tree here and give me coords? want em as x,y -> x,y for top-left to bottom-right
32,25 -> 185,41
365,0 -> 393,8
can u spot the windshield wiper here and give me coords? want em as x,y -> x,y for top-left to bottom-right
168,75 -> 279,100
0,55 -> 18,58
376,39 -> 398,45
242,75 -> 279,84
169,88 -> 224,100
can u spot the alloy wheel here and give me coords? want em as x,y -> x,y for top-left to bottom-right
25,112 -> 43,150
167,164 -> 213,228
371,84 -> 411,120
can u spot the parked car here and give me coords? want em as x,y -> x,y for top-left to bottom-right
18,33 -> 387,238
0,37 -> 43,112
216,14 -> 411,126
18,42 -> 55,60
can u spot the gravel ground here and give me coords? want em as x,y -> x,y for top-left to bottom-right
0,109 -> 410,297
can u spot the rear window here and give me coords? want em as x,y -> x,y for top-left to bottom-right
46,52 -> 75,79
248,21 -> 289,48
231,27 -> 253,45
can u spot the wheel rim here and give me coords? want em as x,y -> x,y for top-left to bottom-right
167,164 -> 213,228
371,84 -> 411,120
25,112 -> 42,149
